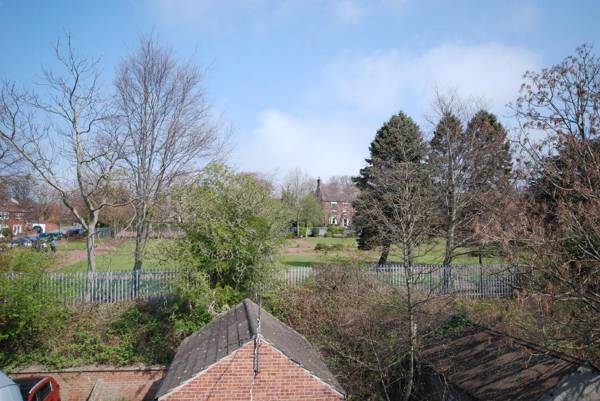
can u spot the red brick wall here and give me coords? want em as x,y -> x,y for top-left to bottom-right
161,341 -> 344,401
321,201 -> 355,227
9,366 -> 165,401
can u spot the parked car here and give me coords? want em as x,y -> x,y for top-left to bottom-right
64,228 -> 85,239
9,237 -> 34,248
0,371 -> 60,401
36,232 -> 63,242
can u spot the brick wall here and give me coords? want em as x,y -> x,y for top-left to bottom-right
9,366 -> 166,401
161,341 -> 344,401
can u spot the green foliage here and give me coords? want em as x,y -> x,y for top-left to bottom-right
174,164 -> 288,293
10,249 -> 53,272
325,224 -> 344,237
298,193 -> 324,227
436,312 -> 474,337
0,269 -> 217,369
0,273 -> 69,367
353,111 -> 428,257
314,242 -> 344,252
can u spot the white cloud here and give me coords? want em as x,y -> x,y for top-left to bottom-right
234,109 -> 372,180
236,42 -> 542,180
323,42 -> 541,118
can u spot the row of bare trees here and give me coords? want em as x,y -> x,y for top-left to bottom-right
0,35 -> 223,272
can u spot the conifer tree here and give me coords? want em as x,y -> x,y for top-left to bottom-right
353,111 -> 426,264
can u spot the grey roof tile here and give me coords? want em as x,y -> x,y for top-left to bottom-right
156,299 -> 344,399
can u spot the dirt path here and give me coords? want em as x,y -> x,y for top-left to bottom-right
51,239 -> 128,270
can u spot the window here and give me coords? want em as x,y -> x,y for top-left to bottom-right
13,224 -> 22,235
329,215 -> 337,225
342,217 -> 349,227
0,211 -> 8,220
15,212 -> 24,219
330,201 -> 338,210
33,381 -> 52,401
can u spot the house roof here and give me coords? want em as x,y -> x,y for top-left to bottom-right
156,299 -> 344,399
422,325 -> 599,401
316,181 -> 359,203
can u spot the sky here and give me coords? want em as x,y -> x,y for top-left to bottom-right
1,0 -> 599,181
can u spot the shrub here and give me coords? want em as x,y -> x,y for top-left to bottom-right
0,273 -> 69,367
314,243 -> 345,253
9,249 -> 53,272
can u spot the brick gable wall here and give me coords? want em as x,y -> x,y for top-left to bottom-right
161,341 -> 343,401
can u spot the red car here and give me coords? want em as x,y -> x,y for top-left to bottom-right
13,376 -> 60,401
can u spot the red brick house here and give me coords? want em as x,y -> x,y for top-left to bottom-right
0,198 -> 28,236
155,299 -> 345,401
315,178 -> 358,227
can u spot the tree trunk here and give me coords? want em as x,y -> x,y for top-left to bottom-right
402,265 -> 416,401
378,243 -> 390,265
86,224 -> 96,273
133,222 -> 147,272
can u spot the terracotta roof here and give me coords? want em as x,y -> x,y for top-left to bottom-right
156,299 -> 344,399
422,325 -> 599,401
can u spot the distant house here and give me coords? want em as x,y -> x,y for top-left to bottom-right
421,325 -> 600,401
315,178 -> 358,227
155,299 -> 345,401
0,198 -> 28,236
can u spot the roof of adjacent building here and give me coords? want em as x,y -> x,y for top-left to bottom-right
422,324 -> 600,401
155,299 -> 344,399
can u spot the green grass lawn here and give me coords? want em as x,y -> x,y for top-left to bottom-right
279,237 -> 505,266
55,239 -> 179,272
51,234 -> 505,272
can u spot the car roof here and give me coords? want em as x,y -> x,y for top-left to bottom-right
0,371 -> 17,390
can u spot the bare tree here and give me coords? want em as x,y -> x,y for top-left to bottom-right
0,36 -> 124,272
498,44 -> 600,360
353,160 -> 436,401
354,162 -> 434,267
281,168 -> 316,236
114,37 -> 222,272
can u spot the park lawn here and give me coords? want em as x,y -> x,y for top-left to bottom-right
279,237 -> 505,266
57,239 -> 179,272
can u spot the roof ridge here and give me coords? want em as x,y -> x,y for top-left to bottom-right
243,298 -> 258,337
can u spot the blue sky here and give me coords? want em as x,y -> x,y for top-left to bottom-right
1,0 -> 598,180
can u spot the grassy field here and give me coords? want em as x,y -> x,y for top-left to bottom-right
45,235 -> 504,272
279,237 -> 505,266
52,238 -> 179,272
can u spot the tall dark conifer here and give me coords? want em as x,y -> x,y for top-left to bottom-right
353,111 -> 426,264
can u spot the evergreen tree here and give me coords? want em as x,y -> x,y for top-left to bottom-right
430,110 -> 512,265
464,110 -> 512,192
353,111 -> 426,263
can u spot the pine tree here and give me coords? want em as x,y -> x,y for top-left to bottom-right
353,111 -> 426,263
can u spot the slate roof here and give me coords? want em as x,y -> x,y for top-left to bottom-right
317,182 -> 359,203
155,299 -> 344,399
421,325 -> 599,401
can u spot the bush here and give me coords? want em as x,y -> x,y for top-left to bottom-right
314,243 -> 345,253
0,273 -> 69,367
9,249 -> 53,272
0,269 -> 219,369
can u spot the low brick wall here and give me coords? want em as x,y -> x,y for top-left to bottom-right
8,366 -> 166,401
